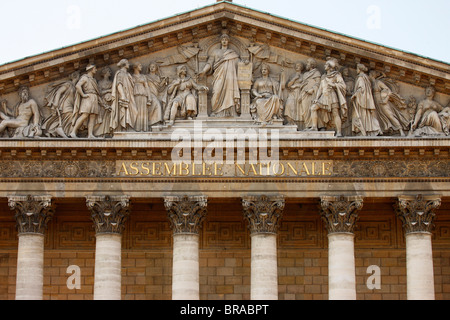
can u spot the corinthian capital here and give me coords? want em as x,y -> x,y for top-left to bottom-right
164,195 -> 208,235
396,194 -> 441,234
320,195 -> 363,234
8,195 -> 54,235
86,195 -> 131,235
242,195 -> 285,235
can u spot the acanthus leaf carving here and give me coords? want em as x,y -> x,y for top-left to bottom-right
242,195 -> 285,235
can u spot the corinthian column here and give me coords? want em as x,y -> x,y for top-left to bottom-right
242,195 -> 285,300
164,195 -> 207,300
396,194 -> 441,300
320,195 -> 363,300
86,195 -> 130,300
8,195 -> 54,300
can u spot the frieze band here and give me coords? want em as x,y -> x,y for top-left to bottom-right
0,159 -> 447,179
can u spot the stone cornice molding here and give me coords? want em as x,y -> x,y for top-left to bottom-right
320,195 -> 363,234
395,194 -> 441,234
8,195 -> 54,235
86,195 -> 131,235
164,195 -> 208,235
0,2 -> 447,94
242,195 -> 285,235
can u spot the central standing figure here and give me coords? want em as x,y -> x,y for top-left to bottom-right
198,33 -> 241,117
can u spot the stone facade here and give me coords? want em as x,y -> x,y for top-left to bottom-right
0,1 -> 448,300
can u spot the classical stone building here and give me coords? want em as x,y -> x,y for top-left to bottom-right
0,1 -> 448,300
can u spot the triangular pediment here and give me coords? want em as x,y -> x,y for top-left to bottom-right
0,1 -> 448,141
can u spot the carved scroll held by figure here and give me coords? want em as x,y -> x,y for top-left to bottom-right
93,67 -> 114,137
284,61 -> 304,126
410,86 -> 449,136
298,58 -> 321,130
308,57 -> 347,137
0,87 -> 42,138
198,33 -> 241,117
369,70 -> 409,136
146,61 -> 168,127
70,65 -> 103,139
165,65 -> 208,127
351,64 -> 381,136
110,59 -> 137,132
42,71 -> 80,138
250,63 -> 284,126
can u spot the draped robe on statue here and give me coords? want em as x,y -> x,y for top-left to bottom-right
110,69 -> 137,131
351,73 -> 381,136
208,48 -> 241,117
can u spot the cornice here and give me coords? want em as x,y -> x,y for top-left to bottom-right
0,2 -> 448,95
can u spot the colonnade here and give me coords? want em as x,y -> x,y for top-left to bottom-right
7,193 -> 441,300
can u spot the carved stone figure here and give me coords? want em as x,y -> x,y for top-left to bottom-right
146,61 -> 168,127
70,65 -> 102,139
132,62 -> 152,132
42,71 -> 80,138
250,63 -> 284,126
406,96 -> 418,123
298,58 -> 321,130
342,68 -> 355,136
370,70 -> 409,136
110,59 -> 137,132
284,61 -> 304,126
198,33 -> 241,117
309,58 -> 347,137
165,65 -> 208,126
410,86 -> 449,136
93,67 -> 114,137
351,64 -> 381,136
0,86 -> 41,138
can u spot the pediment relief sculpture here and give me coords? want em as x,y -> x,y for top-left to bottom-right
0,31 -> 448,140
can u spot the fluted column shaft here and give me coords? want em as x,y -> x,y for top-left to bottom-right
243,195 -> 285,300
396,195 -> 441,300
320,195 -> 363,300
87,195 -> 130,300
8,195 -> 54,300
165,195 -> 207,300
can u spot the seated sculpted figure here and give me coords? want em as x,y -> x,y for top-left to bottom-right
165,65 -> 208,127
250,63 -> 284,126
410,86 -> 449,136
0,86 -> 42,138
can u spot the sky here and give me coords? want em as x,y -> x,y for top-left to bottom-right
0,0 -> 449,65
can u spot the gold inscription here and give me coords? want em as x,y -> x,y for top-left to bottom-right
116,161 -> 333,177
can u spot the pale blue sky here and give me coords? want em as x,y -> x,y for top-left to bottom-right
0,0 -> 449,65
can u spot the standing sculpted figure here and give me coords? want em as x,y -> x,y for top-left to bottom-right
70,65 -> 103,139
132,62 -> 152,132
93,67 -> 114,137
0,86 -> 41,138
308,58 -> 347,137
298,58 -> 321,130
165,65 -> 208,126
369,70 -> 408,136
351,64 -> 381,136
198,33 -> 241,117
410,86 -> 449,136
146,61 -> 168,127
284,61 -> 304,126
250,63 -> 284,126
342,67 -> 355,136
42,71 -> 80,138
110,59 -> 137,132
